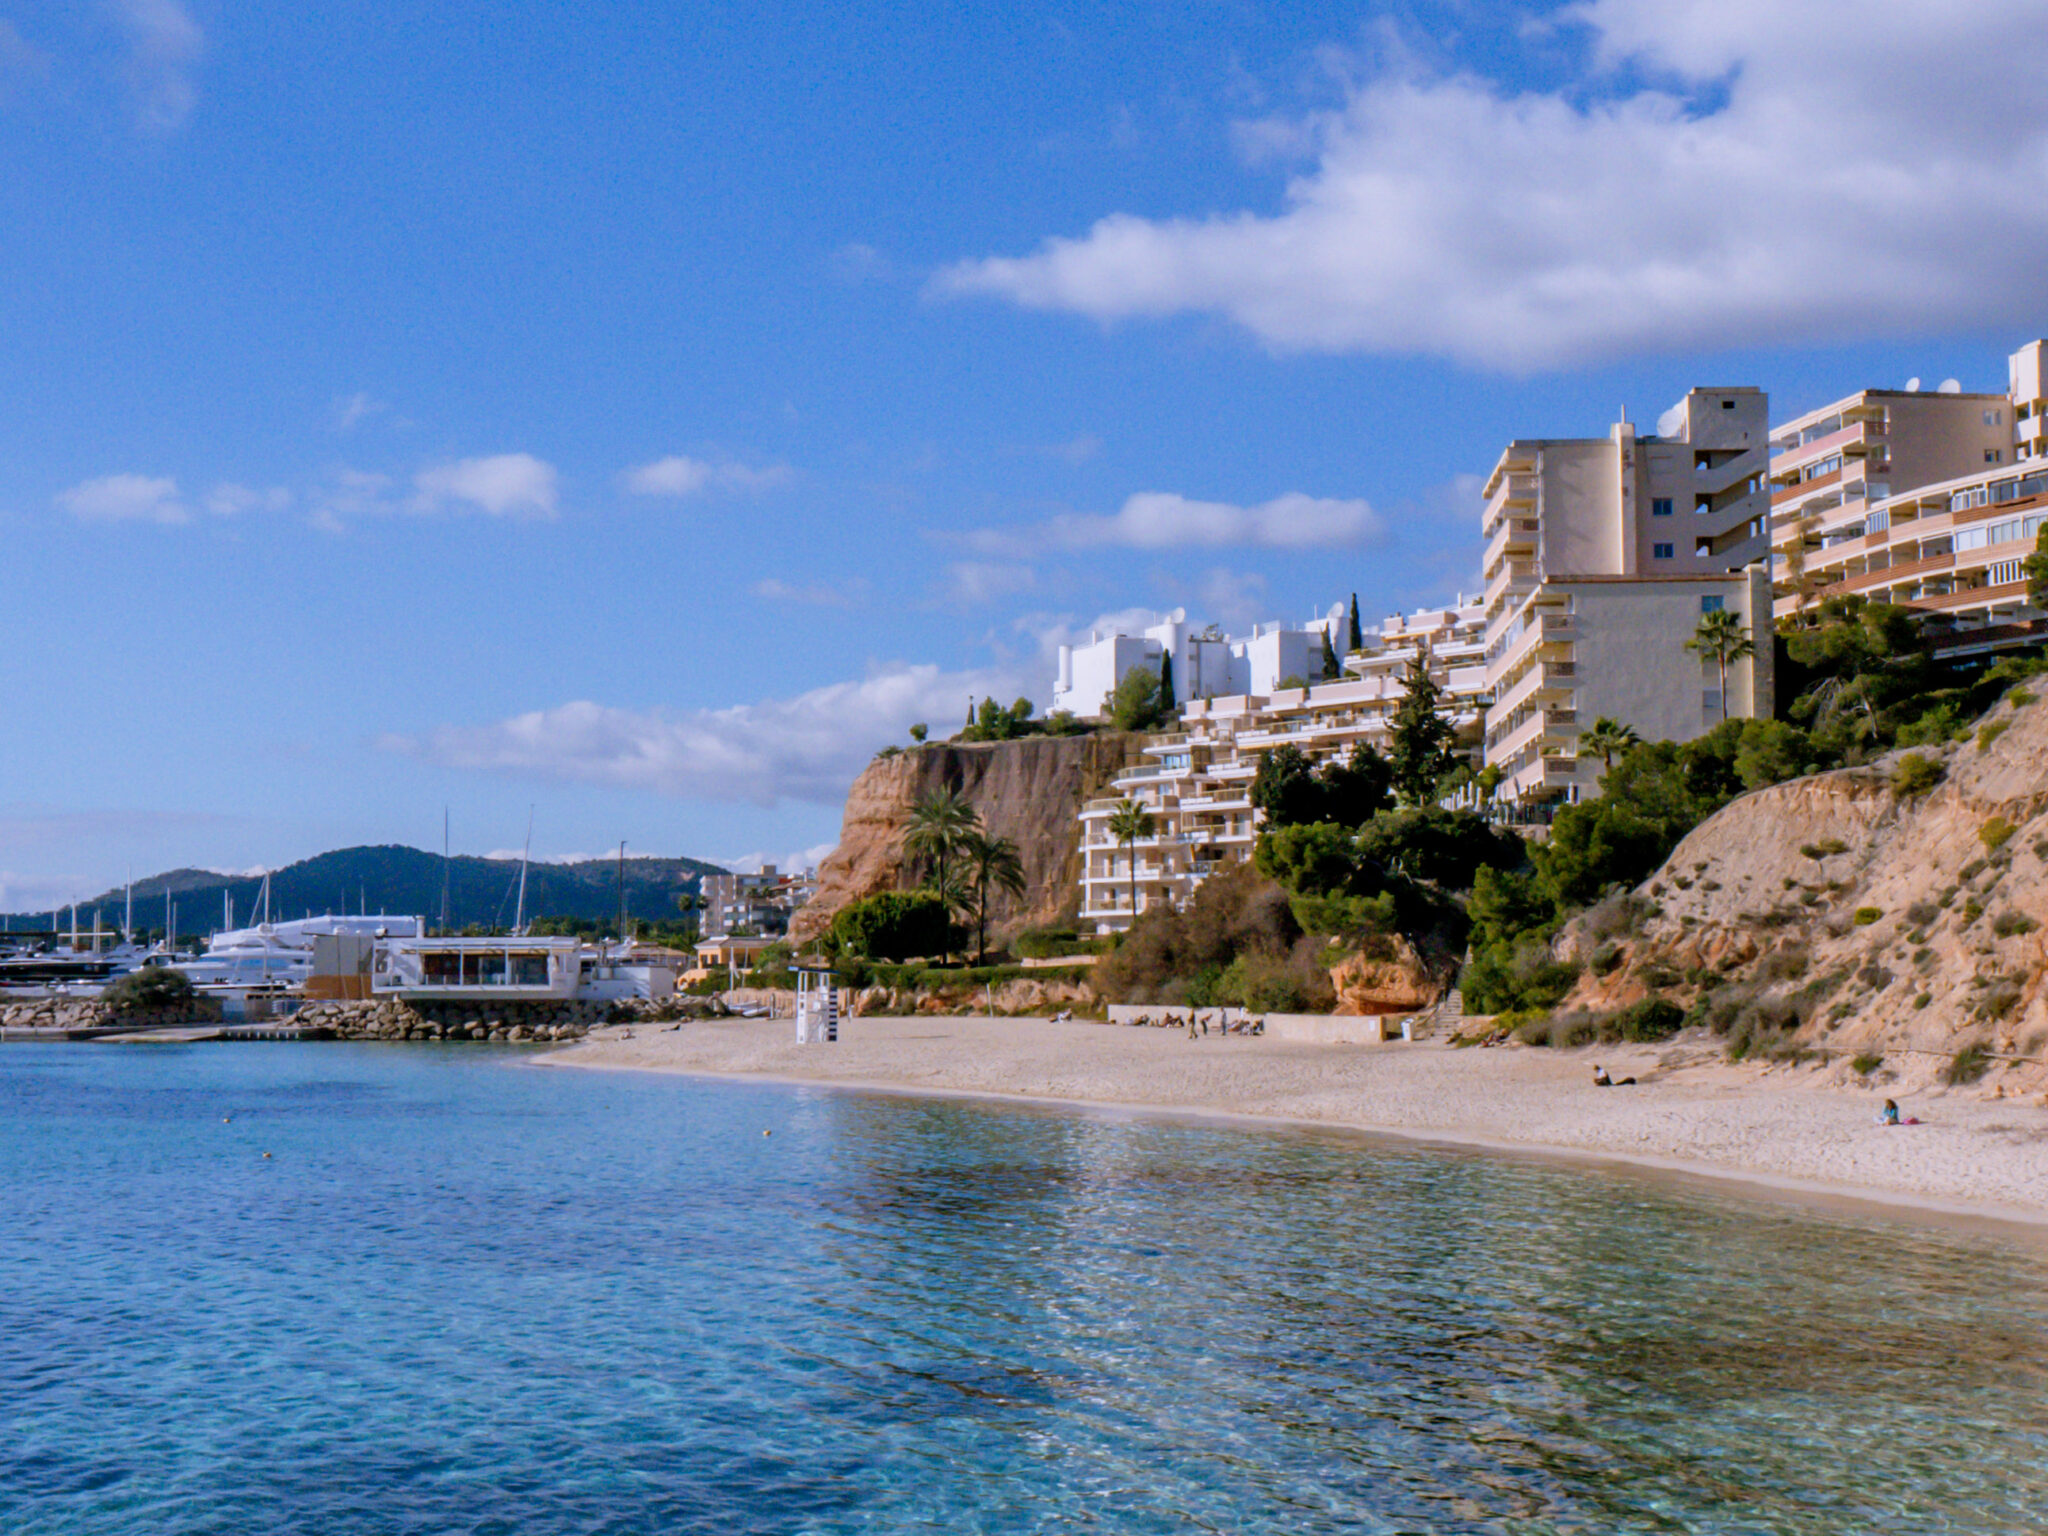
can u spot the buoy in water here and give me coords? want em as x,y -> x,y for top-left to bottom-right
763,1130 -> 772,1137
262,1152 -> 271,1159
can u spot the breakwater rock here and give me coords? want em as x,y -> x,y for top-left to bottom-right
297,995 -> 729,1042
1,998 -> 219,1032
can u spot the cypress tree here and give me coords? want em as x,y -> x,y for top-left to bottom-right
1348,593 -> 1363,654
1320,627 -> 1339,679
1159,651 -> 1176,709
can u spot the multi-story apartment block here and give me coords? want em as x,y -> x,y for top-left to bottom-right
699,865 -> 817,940
1479,390 -> 1775,806
1770,340 -> 2048,653
1076,598 -> 1489,931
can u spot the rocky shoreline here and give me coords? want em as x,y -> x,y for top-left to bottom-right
0,994 -> 732,1041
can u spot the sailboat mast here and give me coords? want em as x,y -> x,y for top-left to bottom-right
617,840 -> 627,943
124,874 -> 133,944
513,808 -> 533,936
440,807 -> 451,933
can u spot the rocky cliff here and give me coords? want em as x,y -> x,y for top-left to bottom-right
1558,685 -> 2048,1099
792,734 -> 1149,944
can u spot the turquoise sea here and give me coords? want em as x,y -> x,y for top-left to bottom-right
2,1044 -> 2045,1535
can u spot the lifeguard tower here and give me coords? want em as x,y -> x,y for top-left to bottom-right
792,961 -> 839,1044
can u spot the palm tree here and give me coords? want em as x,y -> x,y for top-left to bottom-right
962,831 -> 1027,963
1105,798 -> 1156,928
904,787 -> 980,959
1686,609 -> 1757,722
1579,716 -> 1641,771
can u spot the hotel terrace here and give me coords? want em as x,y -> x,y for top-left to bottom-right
1076,598 -> 1488,932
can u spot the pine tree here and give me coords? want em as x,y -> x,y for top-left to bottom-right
1348,593 -> 1363,654
1388,658 -> 1459,804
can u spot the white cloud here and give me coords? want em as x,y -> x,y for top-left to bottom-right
380,661 -> 1039,808
413,454 -> 559,519
974,490 -> 1379,554
937,0 -> 2048,370
622,455 -> 793,497
56,473 -> 186,525
1038,434 -> 1102,466
937,561 -> 1037,607
481,850 -> 601,866
722,843 -> 838,874
0,20 -> 50,92
114,0 -> 203,133
332,392 -> 387,432
752,576 -> 867,607
205,483 -> 292,517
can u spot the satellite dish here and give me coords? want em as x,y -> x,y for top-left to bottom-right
1937,378 -> 1962,394
1905,377 -> 1922,392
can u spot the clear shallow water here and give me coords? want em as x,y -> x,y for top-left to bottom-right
1,1046 -> 2045,1536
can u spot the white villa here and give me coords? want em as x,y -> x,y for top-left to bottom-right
1052,609 -> 1339,719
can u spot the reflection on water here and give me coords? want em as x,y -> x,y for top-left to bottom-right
1,1046 -> 2043,1535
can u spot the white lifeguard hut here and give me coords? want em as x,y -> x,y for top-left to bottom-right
793,961 -> 839,1044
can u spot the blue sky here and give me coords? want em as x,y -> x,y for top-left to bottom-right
5,0 -> 2047,909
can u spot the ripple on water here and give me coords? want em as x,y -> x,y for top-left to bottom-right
1,1045 -> 2044,1535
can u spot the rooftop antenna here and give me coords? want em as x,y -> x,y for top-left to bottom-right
512,807 -> 534,936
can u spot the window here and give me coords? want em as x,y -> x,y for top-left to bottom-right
1721,399 -> 1736,410
1652,497 -> 1673,516
1985,409 -> 2004,427
1986,448 -> 2004,464
1991,559 -> 2024,586
1700,595 -> 1725,613
1703,689 -> 1723,715
1652,542 -> 1674,559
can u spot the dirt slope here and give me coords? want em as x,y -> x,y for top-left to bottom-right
1560,688 -> 2048,1100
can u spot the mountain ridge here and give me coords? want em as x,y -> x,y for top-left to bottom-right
4,844 -> 727,937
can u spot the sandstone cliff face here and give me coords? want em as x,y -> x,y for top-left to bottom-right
1329,939 -> 1438,1015
1560,687 -> 2048,1098
792,734 -> 1149,944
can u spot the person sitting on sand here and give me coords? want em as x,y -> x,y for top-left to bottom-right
1593,1065 -> 1636,1087
1876,1098 -> 1919,1126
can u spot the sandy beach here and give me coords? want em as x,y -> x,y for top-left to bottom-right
544,1015 -> 2048,1230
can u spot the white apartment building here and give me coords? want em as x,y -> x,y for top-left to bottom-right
1076,598 -> 1489,931
1479,389 -> 1774,807
1770,339 -> 2048,653
1052,610 -> 1336,718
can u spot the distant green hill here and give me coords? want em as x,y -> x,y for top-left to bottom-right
4,844 -> 726,939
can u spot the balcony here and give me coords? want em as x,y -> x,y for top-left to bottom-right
1773,466 -> 1843,506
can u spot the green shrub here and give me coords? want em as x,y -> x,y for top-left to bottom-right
1612,996 -> 1684,1042
1978,720 -> 2011,752
1891,753 -> 1943,797
1852,907 -> 1883,926
828,891 -> 958,962
1992,909 -> 2039,938
1962,899 -> 1984,924
1980,817 -> 2017,852
1903,901 -> 1939,927
1590,941 -> 1625,976
2008,688 -> 2035,707
1913,992 -> 1932,1010
1945,1043 -> 1992,1085
102,965 -> 196,1013
1850,1052 -> 1883,1076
